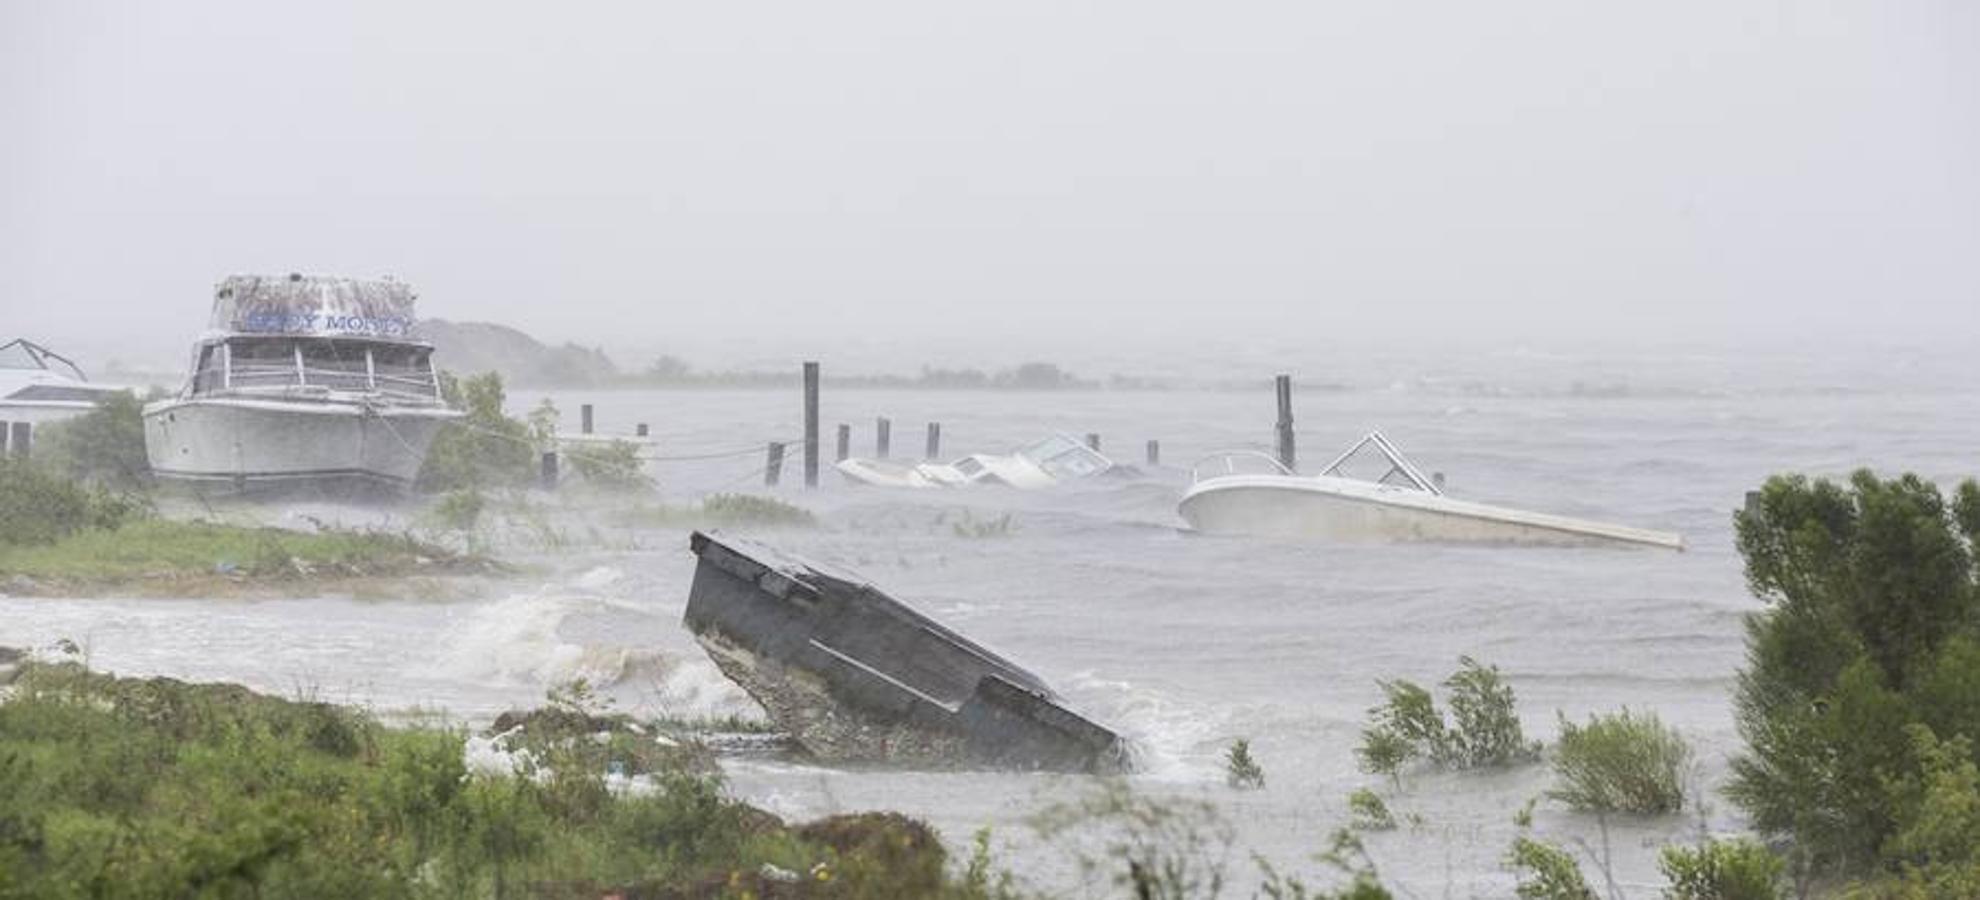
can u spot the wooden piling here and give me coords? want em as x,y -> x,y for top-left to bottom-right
1274,374 -> 1296,471
580,404 -> 594,435
876,417 -> 892,459
836,423 -> 851,462
765,442 -> 785,487
925,422 -> 941,460
1146,439 -> 1160,465
0,421 -> 9,456
539,450 -> 559,489
1085,433 -> 1100,451
803,361 -> 820,488
636,423 -> 649,438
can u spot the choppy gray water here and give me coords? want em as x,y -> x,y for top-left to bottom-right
6,345 -> 1977,896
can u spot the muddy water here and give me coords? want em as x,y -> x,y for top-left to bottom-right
6,344 -> 1977,896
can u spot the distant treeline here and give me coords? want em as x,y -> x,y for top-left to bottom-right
422,318 -> 1357,391
628,357 -> 1180,391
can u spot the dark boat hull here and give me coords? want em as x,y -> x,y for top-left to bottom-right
684,531 -> 1127,773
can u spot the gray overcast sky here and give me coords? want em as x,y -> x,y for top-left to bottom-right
4,0 -> 1975,361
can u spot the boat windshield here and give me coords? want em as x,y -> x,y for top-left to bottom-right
1318,431 -> 1442,495
0,339 -> 88,380
211,337 -> 437,399
1017,434 -> 1110,480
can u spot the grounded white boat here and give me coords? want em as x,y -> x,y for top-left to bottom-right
0,339 -> 129,431
143,274 -> 461,493
1178,431 -> 1683,550
837,432 -> 1115,489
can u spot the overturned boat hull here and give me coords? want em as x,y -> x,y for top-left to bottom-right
684,531 -> 1127,772
1179,474 -> 1683,550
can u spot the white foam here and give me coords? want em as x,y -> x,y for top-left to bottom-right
1062,671 -> 1225,783
463,726 -> 535,777
421,590 -> 650,690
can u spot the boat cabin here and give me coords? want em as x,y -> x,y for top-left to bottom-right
186,335 -> 440,401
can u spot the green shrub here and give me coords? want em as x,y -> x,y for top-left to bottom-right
1549,708 -> 1692,815
1346,789 -> 1395,831
696,493 -> 817,527
1506,835 -> 1597,900
1728,472 -> 1980,884
568,438 -> 652,491
1357,657 -> 1539,776
0,459 -> 143,547
951,511 -> 1015,539
1443,657 -> 1535,768
1226,738 -> 1265,789
0,661 -> 973,898
30,390 -> 151,488
1659,838 -> 1785,900
417,372 -> 538,493
432,487 -> 485,533
1028,780 -> 1235,900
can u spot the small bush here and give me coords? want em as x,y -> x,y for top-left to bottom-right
1549,708 -> 1692,815
0,459 -> 143,547
1226,739 -> 1265,789
30,391 -> 151,488
1358,657 -> 1539,776
417,372 -> 538,493
432,487 -> 485,533
1659,838 -> 1784,900
569,439 -> 652,491
1028,780 -> 1235,900
1506,835 -> 1597,900
699,493 -> 816,527
952,511 -> 1015,539
1346,789 -> 1395,831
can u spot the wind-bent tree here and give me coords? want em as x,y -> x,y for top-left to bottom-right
1728,472 -> 1980,891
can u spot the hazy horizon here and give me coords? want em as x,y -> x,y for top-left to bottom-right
6,1 -> 1976,366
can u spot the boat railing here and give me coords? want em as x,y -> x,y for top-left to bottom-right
1189,450 -> 1295,483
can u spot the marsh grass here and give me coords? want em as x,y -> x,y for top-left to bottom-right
615,493 -> 818,529
1548,709 -> 1692,815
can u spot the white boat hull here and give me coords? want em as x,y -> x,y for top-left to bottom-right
1178,475 -> 1683,550
143,397 -> 459,491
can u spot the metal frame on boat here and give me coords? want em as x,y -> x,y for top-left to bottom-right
0,338 -> 128,427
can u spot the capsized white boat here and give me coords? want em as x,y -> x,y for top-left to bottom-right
1178,431 -> 1683,550
837,432 -> 1115,489
143,274 -> 462,493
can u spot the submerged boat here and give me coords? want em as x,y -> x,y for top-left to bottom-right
1178,431 -> 1683,550
837,432 -> 1115,489
143,274 -> 461,493
0,339 -> 129,449
683,530 -> 1128,772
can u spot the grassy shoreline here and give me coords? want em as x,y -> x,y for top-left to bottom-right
0,518 -> 502,598
0,658 -> 983,898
